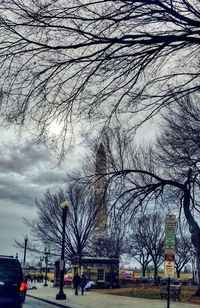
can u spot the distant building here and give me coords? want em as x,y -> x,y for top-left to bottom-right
72,256 -> 119,288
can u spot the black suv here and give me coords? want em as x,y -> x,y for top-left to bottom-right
0,255 -> 26,307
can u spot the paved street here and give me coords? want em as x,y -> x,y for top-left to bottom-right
25,297 -> 57,307
26,283 -> 199,308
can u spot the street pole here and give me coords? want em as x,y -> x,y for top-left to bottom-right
110,265 -> 113,289
40,257 -> 44,274
44,248 -> 50,287
167,277 -> 170,308
23,235 -> 28,267
56,200 -> 69,300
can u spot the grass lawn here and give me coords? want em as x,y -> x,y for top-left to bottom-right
96,286 -> 200,305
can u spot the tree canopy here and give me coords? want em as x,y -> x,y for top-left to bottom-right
0,0 -> 199,148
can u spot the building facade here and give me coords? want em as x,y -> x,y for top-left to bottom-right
72,256 -> 119,288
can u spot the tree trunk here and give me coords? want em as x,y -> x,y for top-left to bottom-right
142,265 -> 146,277
195,252 -> 200,296
176,269 -> 180,278
183,187 -> 200,296
153,263 -> 158,285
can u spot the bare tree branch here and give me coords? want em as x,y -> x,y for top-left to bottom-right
0,0 -> 198,152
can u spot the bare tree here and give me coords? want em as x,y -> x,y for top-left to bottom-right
175,235 -> 193,278
130,211 -> 164,279
156,95 -> 200,280
130,245 -> 151,278
91,211 -> 130,258
27,184 -> 99,262
129,230 -> 152,277
156,95 -> 200,181
90,123 -> 200,295
0,1 -> 199,151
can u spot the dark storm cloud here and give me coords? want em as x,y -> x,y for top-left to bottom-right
0,139 -> 53,174
0,174 -> 39,205
0,126 -> 86,259
0,129 -> 78,258
30,169 -> 66,185
0,137 -> 67,205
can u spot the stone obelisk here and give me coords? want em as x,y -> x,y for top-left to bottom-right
94,142 -> 107,235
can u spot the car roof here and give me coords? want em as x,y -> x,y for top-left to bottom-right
0,255 -> 16,259
0,255 -> 22,267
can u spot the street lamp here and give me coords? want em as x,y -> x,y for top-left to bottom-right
40,257 -> 44,275
23,235 -> 28,268
56,200 -> 69,300
44,248 -> 50,287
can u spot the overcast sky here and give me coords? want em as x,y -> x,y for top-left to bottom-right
0,126 -> 84,262
0,117 -> 156,264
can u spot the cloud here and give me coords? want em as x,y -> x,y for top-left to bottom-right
0,200 -> 37,258
30,169 -> 66,185
0,127 -> 83,258
0,174 -> 38,205
0,139 -> 53,174
0,137 -> 68,205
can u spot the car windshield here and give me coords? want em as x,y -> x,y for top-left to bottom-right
0,259 -> 22,278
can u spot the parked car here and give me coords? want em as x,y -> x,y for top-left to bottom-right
0,255 -> 27,307
64,275 -> 72,286
160,277 -> 181,285
135,277 -> 154,285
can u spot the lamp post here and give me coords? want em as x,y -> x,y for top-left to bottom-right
56,200 -> 69,300
40,257 -> 44,275
23,235 -> 28,268
44,248 -> 50,287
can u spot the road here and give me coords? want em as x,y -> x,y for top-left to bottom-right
24,297 -> 58,307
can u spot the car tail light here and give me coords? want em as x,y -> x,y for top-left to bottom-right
19,281 -> 28,291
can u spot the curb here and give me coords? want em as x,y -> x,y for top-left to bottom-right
27,294 -> 73,308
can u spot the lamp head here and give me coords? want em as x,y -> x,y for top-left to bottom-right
60,200 -> 70,209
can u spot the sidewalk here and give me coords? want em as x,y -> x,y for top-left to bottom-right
27,283 -> 198,308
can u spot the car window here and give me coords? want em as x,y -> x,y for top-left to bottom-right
0,259 -> 22,278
